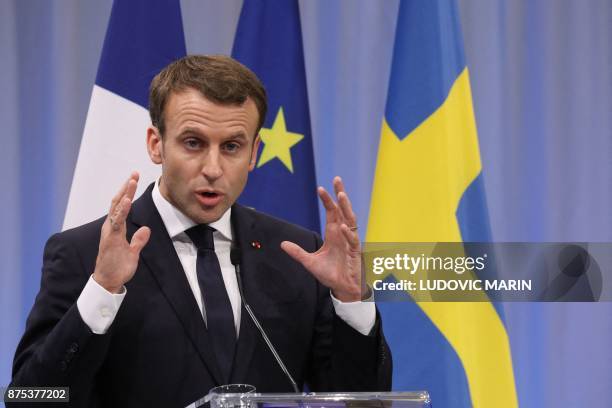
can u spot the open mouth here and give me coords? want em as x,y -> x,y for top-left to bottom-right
196,191 -> 223,207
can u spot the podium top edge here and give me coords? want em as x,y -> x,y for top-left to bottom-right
211,391 -> 430,401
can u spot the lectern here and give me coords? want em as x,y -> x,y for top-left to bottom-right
187,391 -> 431,408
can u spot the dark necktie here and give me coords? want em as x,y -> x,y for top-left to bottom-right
185,225 -> 236,382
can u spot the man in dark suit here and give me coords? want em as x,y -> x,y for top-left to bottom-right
11,55 -> 391,407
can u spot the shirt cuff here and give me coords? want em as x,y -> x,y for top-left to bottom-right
330,291 -> 376,336
76,275 -> 126,334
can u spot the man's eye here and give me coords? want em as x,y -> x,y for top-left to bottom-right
184,139 -> 201,149
224,142 -> 240,152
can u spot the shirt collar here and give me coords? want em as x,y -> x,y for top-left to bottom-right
152,180 -> 233,241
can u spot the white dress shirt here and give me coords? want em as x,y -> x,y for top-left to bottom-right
77,181 -> 375,336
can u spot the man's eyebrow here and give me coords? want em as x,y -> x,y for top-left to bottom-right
177,128 -> 250,141
179,127 -> 203,136
225,132 -> 248,141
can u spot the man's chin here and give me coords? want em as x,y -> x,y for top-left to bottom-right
188,206 -> 228,225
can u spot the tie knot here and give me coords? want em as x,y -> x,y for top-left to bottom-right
185,225 -> 215,251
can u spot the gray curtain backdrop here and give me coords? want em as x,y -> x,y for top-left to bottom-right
1,1 -> 611,406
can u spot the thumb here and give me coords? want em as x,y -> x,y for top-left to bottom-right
281,241 -> 311,267
130,226 -> 151,255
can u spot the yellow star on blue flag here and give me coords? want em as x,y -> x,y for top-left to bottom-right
257,107 -> 304,173
232,0 -> 320,232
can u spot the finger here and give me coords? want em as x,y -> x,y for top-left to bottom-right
130,226 -> 151,254
333,177 -> 357,228
317,187 -> 337,216
125,172 -> 140,201
280,241 -> 313,268
341,223 -> 361,251
110,178 -> 130,214
125,179 -> 138,203
109,172 -> 139,214
109,196 -> 132,233
333,176 -> 345,197
337,191 -> 357,227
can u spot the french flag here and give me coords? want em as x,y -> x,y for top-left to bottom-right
63,0 -> 185,229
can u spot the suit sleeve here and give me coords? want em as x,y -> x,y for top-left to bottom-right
305,233 -> 393,392
11,232 -> 113,396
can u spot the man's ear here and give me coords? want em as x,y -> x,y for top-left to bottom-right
147,126 -> 163,164
248,133 -> 261,171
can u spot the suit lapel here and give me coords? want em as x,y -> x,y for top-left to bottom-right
129,185 -> 224,385
229,204 -> 270,384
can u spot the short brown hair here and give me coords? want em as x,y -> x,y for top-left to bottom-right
149,55 -> 267,137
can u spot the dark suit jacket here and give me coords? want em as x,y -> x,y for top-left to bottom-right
11,185 -> 392,407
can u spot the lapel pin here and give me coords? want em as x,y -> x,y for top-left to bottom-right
250,241 -> 262,249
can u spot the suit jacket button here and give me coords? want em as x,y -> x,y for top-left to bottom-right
70,342 -> 79,353
59,361 -> 68,372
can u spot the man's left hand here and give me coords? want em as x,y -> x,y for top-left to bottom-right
281,176 -> 364,302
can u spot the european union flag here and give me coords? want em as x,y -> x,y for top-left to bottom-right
232,0 -> 320,233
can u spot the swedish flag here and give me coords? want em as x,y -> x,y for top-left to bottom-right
232,0 -> 320,233
367,1 -> 518,406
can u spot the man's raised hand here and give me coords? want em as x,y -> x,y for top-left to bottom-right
281,176 -> 364,302
92,172 -> 151,293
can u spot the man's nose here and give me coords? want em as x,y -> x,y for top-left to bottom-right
202,149 -> 223,180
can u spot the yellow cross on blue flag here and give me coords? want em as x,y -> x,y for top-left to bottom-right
367,1 -> 518,406
232,0 -> 320,233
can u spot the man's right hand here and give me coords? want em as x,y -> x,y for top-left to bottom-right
92,172 -> 151,293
